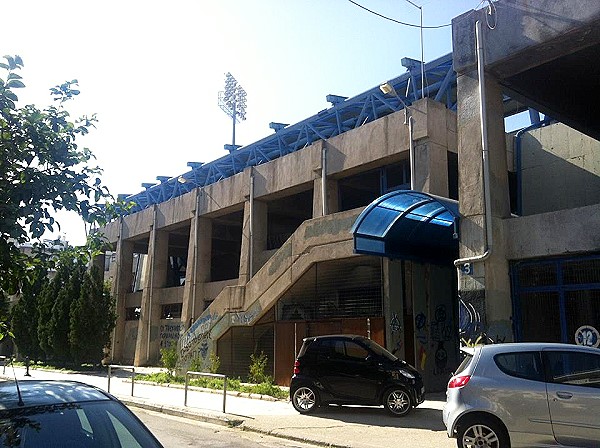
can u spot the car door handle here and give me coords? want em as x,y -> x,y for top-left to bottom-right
555,391 -> 573,400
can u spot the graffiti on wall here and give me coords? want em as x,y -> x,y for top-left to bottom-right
430,305 -> 452,377
415,312 -> 428,370
459,289 -> 489,344
390,312 -> 403,354
160,323 -> 182,348
230,309 -> 258,326
390,313 -> 401,333
459,290 -> 510,345
179,312 -> 219,360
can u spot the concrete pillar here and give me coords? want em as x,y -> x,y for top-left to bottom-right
239,199 -> 267,284
414,141 -> 449,196
411,98 -> 453,196
457,70 -> 513,342
135,220 -> 169,366
181,213 -> 212,330
312,178 -> 339,218
91,253 -> 106,274
111,238 -> 134,363
383,259 -> 405,358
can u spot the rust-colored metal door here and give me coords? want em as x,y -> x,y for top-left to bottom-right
274,317 -> 385,386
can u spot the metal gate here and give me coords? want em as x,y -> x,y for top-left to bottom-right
511,254 -> 600,347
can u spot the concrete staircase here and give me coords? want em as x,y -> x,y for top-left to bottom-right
177,208 -> 362,370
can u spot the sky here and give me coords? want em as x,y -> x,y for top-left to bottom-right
2,0 -> 488,245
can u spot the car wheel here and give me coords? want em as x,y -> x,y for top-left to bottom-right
457,416 -> 510,448
383,388 -> 412,417
291,385 -> 319,414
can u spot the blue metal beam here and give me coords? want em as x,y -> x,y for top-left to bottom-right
120,53 -> 457,215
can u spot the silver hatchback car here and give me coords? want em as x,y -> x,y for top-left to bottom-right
443,343 -> 600,448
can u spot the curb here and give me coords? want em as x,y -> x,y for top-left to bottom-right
120,395 -> 352,448
117,395 -> 244,428
239,423 -> 353,448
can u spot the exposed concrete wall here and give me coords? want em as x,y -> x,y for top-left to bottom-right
411,262 -> 458,392
384,259 -> 405,358
519,122 -> 600,215
178,208 -> 361,371
103,100 -> 454,246
452,0 -> 600,76
455,69 -> 513,343
312,178 -> 340,218
104,97 -> 458,368
111,236 -> 134,363
505,203 -> 600,260
135,226 -> 168,366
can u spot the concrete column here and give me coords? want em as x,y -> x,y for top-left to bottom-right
411,98 -> 453,196
181,214 -> 212,329
414,141 -> 449,196
91,253 -> 106,274
383,259 -> 405,358
111,239 -> 134,363
135,223 -> 169,366
457,70 -> 512,342
312,178 -> 339,218
239,199 -> 267,284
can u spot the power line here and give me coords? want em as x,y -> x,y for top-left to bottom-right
347,0 -> 450,29
347,0 -> 488,30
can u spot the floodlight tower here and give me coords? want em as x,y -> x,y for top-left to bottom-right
218,72 -> 247,147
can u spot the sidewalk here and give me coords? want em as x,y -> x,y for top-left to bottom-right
1,366 -> 454,447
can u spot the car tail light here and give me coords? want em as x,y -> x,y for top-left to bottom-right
293,360 -> 300,375
448,375 -> 471,388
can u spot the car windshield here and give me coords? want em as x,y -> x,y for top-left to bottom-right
362,338 -> 398,361
0,400 -> 162,448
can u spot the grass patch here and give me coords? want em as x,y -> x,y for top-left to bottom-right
9,360 -> 103,372
135,372 -> 288,399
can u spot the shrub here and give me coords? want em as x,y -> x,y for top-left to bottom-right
189,356 -> 204,373
208,352 -> 220,374
248,351 -> 271,384
160,346 -> 179,375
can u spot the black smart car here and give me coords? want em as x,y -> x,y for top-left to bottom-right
290,334 -> 424,416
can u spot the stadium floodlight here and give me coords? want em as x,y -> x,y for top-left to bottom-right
218,72 -> 247,147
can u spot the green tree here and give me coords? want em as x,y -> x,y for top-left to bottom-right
9,264 -> 46,360
0,290 -> 11,344
69,265 -> 116,364
0,54 -> 112,294
50,259 -> 85,363
37,253 -> 77,361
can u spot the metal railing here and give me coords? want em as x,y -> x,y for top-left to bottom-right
107,365 -> 135,396
0,356 -> 8,375
184,371 -> 227,413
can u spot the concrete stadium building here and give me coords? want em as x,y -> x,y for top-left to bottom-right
101,0 -> 600,391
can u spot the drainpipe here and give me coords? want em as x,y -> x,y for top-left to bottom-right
190,189 -> 201,328
110,216 -> 124,361
408,115 -> 415,190
249,168 -> 255,279
453,21 -> 493,276
515,118 -> 553,216
321,145 -> 328,216
147,204 -> 157,361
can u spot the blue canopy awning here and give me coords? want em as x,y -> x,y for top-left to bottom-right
351,190 -> 459,264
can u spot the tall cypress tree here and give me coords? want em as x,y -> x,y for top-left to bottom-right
10,266 -> 45,360
69,265 -> 116,364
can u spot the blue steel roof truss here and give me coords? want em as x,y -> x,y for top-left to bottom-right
122,54 -> 456,214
